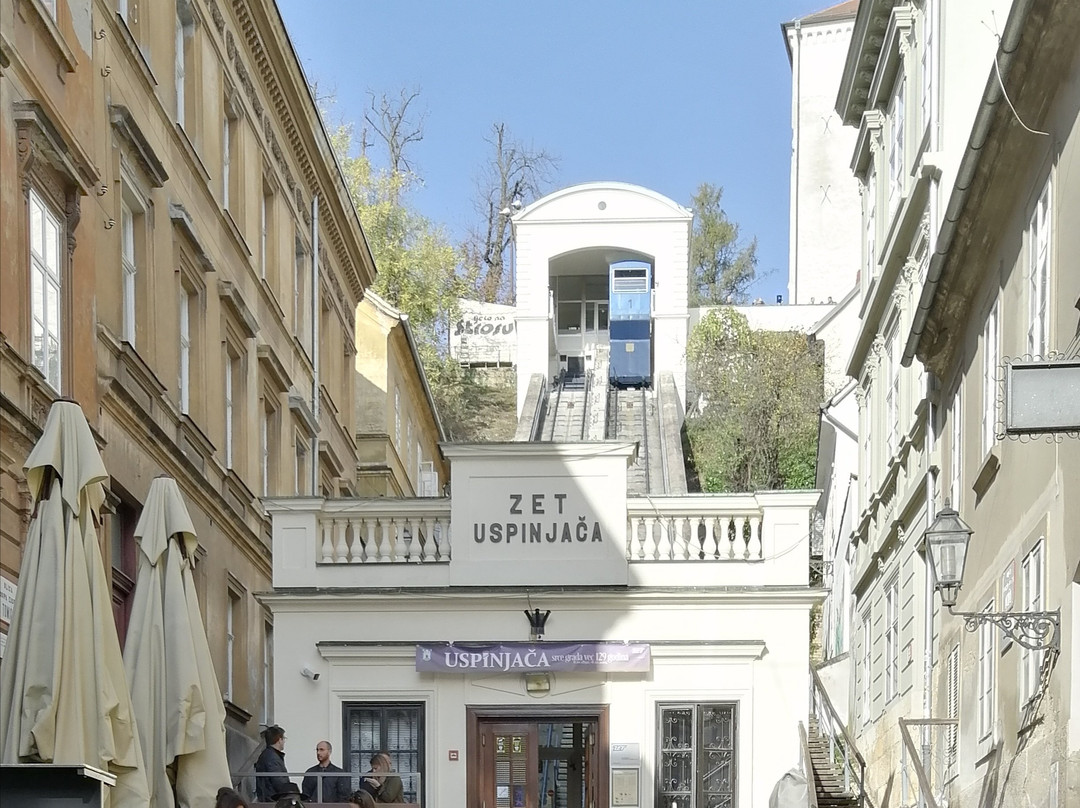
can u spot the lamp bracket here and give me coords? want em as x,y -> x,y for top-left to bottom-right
948,607 -> 1060,652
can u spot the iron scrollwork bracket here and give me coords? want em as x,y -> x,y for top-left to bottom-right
949,607 -> 1060,651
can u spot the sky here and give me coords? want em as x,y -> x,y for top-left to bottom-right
277,0 -> 837,304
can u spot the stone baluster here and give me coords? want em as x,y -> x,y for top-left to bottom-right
733,515 -> 746,560
399,518 -> 410,561
319,517 -> 334,563
377,518 -> 389,562
333,518 -> 348,563
417,515 -> 429,563
385,518 -> 398,562
704,518 -> 721,557
347,517 -> 363,563
748,514 -> 762,558
655,516 -> 673,560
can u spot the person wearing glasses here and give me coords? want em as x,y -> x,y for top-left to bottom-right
255,725 -> 297,801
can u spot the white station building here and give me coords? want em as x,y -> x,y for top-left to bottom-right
262,183 -> 821,808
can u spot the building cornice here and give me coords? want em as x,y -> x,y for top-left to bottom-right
836,0 -> 899,126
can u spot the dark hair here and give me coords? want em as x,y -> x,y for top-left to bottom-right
215,786 -> 249,808
350,791 -> 377,808
263,725 -> 286,746
274,796 -> 304,808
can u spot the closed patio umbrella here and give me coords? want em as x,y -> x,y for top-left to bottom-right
123,476 -> 231,808
0,399 -> 150,807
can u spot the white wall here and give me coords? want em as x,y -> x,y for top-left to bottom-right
271,594 -> 814,808
514,183 -> 692,411
786,16 -> 861,306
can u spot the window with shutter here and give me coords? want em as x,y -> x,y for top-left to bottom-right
945,644 -> 959,781
1027,179 -> 1051,357
1020,540 -> 1045,706
977,599 -> 996,739
345,703 -> 424,803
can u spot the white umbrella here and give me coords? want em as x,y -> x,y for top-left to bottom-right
0,399 -> 150,807
123,476 -> 231,808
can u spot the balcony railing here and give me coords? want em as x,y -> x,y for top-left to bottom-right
266,491 -> 815,589
626,494 -> 763,560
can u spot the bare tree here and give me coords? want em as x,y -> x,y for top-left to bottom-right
365,88 -> 425,200
463,123 -> 557,303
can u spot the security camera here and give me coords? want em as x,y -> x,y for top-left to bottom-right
301,666 -> 320,681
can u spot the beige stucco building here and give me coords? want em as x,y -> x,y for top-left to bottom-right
824,1 -> 1080,807
0,0 -> 380,769
354,290 -> 447,498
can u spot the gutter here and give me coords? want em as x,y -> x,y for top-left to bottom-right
398,314 -> 448,446
902,0 -> 1036,367
819,378 -> 859,442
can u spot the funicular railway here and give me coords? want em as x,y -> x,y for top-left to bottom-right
517,256 -> 687,495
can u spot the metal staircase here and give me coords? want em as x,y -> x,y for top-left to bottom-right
807,666 -> 871,808
805,717 -> 860,808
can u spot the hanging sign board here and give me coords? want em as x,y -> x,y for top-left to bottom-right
450,300 -> 517,365
415,642 -> 651,673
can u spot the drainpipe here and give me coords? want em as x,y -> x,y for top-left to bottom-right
790,20 -> 802,305
902,0 -> 1037,366
310,194 -> 320,495
920,367 -> 936,808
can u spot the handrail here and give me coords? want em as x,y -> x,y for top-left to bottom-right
239,769 -> 422,804
810,665 -> 871,808
798,721 -> 820,808
810,666 -> 866,770
530,375 -> 548,441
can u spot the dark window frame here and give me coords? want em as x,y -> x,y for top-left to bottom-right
656,701 -> 738,808
343,701 -> 426,804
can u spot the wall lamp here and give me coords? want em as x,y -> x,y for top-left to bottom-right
924,501 -> 1060,652
524,608 -> 550,640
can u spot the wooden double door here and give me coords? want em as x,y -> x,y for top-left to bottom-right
468,707 -> 609,808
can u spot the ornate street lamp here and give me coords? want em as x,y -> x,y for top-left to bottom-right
924,502 -> 1060,652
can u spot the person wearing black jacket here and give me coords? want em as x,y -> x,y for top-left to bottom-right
302,740 -> 352,803
255,725 -> 296,801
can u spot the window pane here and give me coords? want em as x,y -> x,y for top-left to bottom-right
346,703 -> 423,803
559,275 -> 583,300
30,196 -> 43,257
558,301 -> 581,333
584,275 -> 608,299
44,215 -> 59,273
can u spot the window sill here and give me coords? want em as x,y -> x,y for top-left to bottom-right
223,468 -> 255,518
110,12 -> 157,90
223,208 -> 252,259
16,0 -> 77,74
260,277 -> 287,322
174,122 -> 211,185
178,414 -> 216,473
223,699 -> 252,725
972,447 -> 1001,500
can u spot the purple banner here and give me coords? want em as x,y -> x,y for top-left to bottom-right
416,642 -> 651,673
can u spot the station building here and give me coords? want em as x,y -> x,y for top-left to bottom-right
262,183 -> 823,808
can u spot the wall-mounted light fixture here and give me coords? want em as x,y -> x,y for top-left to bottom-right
524,608 -> 550,641
925,501 -> 1060,652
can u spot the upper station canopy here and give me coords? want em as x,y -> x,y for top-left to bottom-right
514,181 -> 692,224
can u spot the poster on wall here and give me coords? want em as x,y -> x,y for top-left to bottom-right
450,300 -> 517,365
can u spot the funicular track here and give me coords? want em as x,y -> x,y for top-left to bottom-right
607,386 -> 657,494
542,373 -> 590,441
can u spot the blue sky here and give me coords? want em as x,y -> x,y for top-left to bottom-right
277,1 -> 837,303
